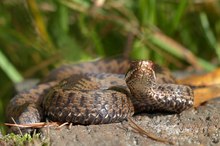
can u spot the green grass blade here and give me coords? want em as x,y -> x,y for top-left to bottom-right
200,12 -> 220,60
147,31 -> 216,71
0,50 -> 23,83
171,0 -> 188,33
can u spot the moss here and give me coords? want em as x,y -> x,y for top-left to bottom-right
0,133 -> 50,146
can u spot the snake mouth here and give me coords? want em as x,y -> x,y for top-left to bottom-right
125,60 -> 157,84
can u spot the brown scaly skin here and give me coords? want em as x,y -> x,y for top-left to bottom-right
6,58 -> 194,134
125,61 -> 193,113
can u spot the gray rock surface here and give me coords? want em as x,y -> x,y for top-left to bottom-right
8,72 -> 220,146
40,99 -> 220,146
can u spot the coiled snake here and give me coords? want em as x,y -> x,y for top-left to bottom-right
6,58 -> 194,133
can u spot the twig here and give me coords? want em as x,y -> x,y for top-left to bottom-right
5,122 -> 59,128
11,118 -> 23,136
128,117 -> 174,145
57,122 -> 69,129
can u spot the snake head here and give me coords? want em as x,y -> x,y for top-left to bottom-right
125,60 -> 157,86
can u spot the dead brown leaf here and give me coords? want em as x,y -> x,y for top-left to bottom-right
177,68 -> 220,108
178,68 -> 220,87
193,85 -> 220,108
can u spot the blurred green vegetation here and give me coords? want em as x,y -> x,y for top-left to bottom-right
1,0 -> 220,133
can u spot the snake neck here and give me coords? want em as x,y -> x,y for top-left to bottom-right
128,81 -> 158,113
129,81 -> 194,113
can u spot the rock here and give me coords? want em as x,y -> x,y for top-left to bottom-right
9,72 -> 220,146
40,99 -> 220,146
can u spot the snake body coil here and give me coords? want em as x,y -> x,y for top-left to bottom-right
6,58 -> 194,133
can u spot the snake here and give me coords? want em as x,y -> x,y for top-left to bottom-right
6,58 -> 194,133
